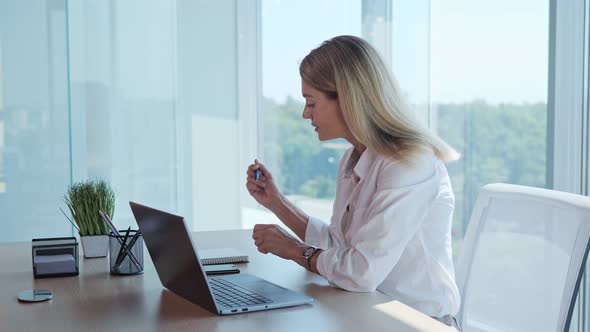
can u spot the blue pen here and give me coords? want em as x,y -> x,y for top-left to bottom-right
255,169 -> 261,181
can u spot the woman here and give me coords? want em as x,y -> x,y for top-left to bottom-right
246,35 -> 461,329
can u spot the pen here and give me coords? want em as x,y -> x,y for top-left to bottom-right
255,169 -> 261,181
113,230 -> 142,269
100,210 -> 142,270
113,227 -> 131,268
99,210 -> 120,236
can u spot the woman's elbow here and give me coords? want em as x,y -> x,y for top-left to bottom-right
332,274 -> 381,292
326,248 -> 387,292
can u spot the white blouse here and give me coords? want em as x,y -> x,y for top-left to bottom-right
305,147 -> 461,318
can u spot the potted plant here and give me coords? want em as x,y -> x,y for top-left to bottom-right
63,179 -> 115,258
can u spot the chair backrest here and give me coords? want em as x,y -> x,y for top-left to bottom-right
455,183 -> 590,332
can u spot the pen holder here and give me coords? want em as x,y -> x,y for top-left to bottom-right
109,230 -> 144,275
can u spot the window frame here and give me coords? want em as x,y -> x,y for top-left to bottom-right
237,0 -> 261,212
547,0 -> 586,195
548,0 -> 590,330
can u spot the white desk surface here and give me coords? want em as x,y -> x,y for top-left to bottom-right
0,229 -> 450,332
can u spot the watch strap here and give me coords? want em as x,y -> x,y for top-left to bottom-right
304,247 -> 319,271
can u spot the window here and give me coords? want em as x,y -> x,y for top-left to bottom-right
253,0 -> 362,227
0,1 -> 71,241
254,0 -> 431,229
2,5 -> 589,329
430,0 -> 549,257
68,1 -> 180,231
0,39 -> 4,193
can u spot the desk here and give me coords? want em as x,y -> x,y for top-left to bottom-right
0,229 -> 450,332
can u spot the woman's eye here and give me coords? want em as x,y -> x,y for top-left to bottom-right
306,104 -> 315,108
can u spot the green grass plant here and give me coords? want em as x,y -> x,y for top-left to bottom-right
64,179 -> 115,236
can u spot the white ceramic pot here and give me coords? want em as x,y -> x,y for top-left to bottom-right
80,235 -> 109,258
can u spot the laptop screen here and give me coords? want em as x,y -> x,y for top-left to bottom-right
129,202 -> 218,313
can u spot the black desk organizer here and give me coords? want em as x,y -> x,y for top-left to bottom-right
32,237 -> 79,278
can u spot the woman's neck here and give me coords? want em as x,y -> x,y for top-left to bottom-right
353,144 -> 366,155
344,134 -> 366,171
345,134 -> 366,155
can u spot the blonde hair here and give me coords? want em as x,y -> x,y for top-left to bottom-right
300,35 -> 459,163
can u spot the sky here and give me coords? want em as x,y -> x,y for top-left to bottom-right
262,0 -> 549,105
261,0 -> 361,103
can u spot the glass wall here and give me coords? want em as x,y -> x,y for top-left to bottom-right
2,2 -> 589,329
255,0 -> 431,229
0,32 -> 4,193
256,0 -> 362,228
0,0 -> 549,247
0,0 -> 435,241
3,1 -> 590,329
67,0 -> 180,231
430,0 -> 549,257
0,0 -> 71,241
0,0 -> 249,239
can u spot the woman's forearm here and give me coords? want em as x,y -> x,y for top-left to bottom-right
269,194 -> 309,241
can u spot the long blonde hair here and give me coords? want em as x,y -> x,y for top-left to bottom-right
300,35 -> 459,163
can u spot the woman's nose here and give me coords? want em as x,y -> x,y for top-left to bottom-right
302,108 -> 311,119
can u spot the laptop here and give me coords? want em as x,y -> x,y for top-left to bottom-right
129,202 -> 314,315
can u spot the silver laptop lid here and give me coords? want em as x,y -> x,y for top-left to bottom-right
129,201 -> 219,314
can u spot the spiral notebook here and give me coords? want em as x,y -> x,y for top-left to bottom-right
199,248 -> 249,265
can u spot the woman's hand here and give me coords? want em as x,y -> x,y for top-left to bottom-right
245,159 -> 282,210
252,224 -> 304,260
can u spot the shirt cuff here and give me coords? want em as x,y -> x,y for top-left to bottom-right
315,247 -> 333,281
305,216 -> 330,249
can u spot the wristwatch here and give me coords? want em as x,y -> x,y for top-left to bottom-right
302,246 -> 319,271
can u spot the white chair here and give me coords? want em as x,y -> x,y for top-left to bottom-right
455,183 -> 590,332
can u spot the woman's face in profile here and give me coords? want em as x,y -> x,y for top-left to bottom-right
301,81 -> 348,141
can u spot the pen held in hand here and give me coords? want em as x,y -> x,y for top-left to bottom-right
255,169 -> 261,181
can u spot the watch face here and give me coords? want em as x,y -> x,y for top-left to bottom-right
303,247 -> 316,258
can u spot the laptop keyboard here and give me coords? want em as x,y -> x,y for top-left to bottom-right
209,277 -> 273,308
